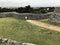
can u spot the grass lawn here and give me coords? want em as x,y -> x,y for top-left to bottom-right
38,19 -> 60,27
0,17 -> 60,45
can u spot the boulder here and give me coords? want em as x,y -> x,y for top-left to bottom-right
7,39 -> 22,45
2,38 -> 8,43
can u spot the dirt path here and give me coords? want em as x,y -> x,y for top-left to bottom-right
26,20 -> 60,32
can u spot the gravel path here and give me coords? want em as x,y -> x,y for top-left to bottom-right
26,20 -> 60,32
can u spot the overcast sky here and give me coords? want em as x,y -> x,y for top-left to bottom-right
0,0 -> 60,7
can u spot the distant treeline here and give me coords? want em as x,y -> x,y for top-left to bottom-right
0,5 -> 55,13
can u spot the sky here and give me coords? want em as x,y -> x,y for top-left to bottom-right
0,0 -> 60,7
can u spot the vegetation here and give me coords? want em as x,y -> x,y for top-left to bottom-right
0,5 -> 55,13
39,19 -> 60,27
0,7 -> 14,12
39,7 -> 55,13
15,5 -> 34,13
0,17 -> 60,45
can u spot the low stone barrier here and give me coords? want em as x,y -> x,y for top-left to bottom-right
0,38 -> 36,45
49,13 -> 60,23
0,12 -> 51,20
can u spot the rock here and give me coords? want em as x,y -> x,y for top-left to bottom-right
0,38 -> 37,45
0,38 -> 2,43
49,13 -> 60,23
49,7 -> 60,23
1,38 -> 8,43
7,39 -> 22,45
22,43 -> 36,45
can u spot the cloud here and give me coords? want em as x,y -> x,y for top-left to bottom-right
0,0 -> 60,7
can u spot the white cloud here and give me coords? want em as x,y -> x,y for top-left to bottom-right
0,0 -> 60,7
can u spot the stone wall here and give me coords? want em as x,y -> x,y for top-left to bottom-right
0,12 -> 51,20
49,7 -> 60,23
14,14 -> 50,20
49,13 -> 60,23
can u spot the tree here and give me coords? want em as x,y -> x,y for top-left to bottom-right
15,7 -> 25,13
24,5 -> 34,13
48,7 -> 55,12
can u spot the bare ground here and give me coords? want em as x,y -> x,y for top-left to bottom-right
26,20 -> 60,32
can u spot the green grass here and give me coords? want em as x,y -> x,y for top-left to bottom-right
38,19 -> 60,27
0,17 -> 60,45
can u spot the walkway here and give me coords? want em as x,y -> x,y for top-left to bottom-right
26,20 -> 60,32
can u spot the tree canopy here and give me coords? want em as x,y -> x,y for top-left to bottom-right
0,5 -> 55,13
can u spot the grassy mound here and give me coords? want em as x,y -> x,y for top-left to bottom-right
0,17 -> 60,45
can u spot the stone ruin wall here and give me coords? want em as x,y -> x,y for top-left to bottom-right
54,7 -> 60,13
49,7 -> 60,23
0,12 -> 51,20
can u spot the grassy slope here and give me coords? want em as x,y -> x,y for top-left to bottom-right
38,19 -> 60,27
0,17 -> 60,45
